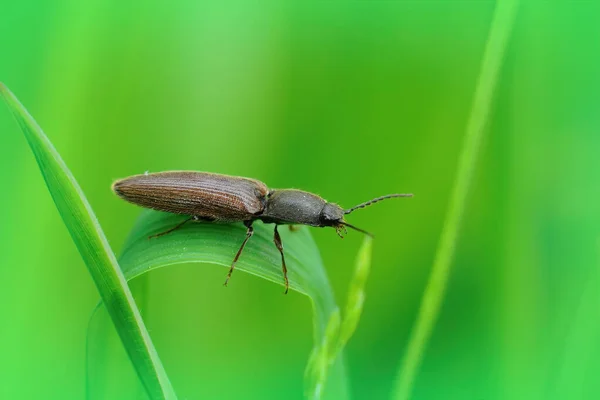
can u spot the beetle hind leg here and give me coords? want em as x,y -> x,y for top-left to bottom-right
149,216 -> 197,239
273,225 -> 290,294
224,221 -> 254,287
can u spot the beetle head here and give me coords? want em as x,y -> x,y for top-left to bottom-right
320,202 -> 374,238
320,203 -> 344,225
319,203 -> 351,238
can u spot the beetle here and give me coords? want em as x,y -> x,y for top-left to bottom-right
112,171 -> 412,293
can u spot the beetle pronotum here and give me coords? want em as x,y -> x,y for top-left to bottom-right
113,171 -> 412,293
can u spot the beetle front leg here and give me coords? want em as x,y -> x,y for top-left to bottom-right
273,225 -> 289,294
224,221 -> 254,287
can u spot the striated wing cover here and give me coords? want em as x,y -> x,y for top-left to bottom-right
112,171 -> 269,221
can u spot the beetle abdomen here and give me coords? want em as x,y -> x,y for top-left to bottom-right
113,171 -> 268,221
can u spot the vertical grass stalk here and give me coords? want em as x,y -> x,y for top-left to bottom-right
1,83 -> 177,400
392,2 -> 519,399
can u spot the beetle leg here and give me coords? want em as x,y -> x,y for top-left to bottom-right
335,224 -> 346,239
273,225 -> 289,294
224,221 -> 254,287
288,225 -> 300,232
149,216 -> 196,239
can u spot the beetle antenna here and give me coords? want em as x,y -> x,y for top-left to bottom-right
344,193 -> 413,215
341,222 -> 374,237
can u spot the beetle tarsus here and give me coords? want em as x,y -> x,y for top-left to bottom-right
288,225 -> 300,232
149,216 -> 195,239
335,225 -> 346,239
224,222 -> 254,287
273,225 -> 289,294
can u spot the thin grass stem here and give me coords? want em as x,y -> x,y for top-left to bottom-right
392,2 -> 519,399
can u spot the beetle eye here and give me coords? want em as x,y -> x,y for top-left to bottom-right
319,211 -> 331,223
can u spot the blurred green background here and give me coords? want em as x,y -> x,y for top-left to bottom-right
1,1 -> 599,399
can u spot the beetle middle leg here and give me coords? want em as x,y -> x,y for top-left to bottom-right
273,225 -> 289,294
224,221 -> 254,287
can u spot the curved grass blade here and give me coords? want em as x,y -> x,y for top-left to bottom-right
392,2 -> 519,399
88,210 -> 350,399
0,83 -> 177,400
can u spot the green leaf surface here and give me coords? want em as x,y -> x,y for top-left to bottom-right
120,211 -> 332,301
88,210 -> 350,399
0,83 -> 177,400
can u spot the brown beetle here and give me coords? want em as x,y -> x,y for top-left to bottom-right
113,171 -> 412,293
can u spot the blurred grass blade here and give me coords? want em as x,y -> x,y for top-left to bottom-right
0,83 -> 177,400
337,236 -> 372,354
392,2 -> 519,400
305,310 -> 341,400
88,210 -> 350,400
305,236 -> 373,399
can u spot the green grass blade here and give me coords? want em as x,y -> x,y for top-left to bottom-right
0,83 -> 177,400
87,210 -> 349,399
118,211 -> 336,300
305,309 -> 342,400
392,2 -> 519,399
337,236 -> 372,355
305,236 -> 373,399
